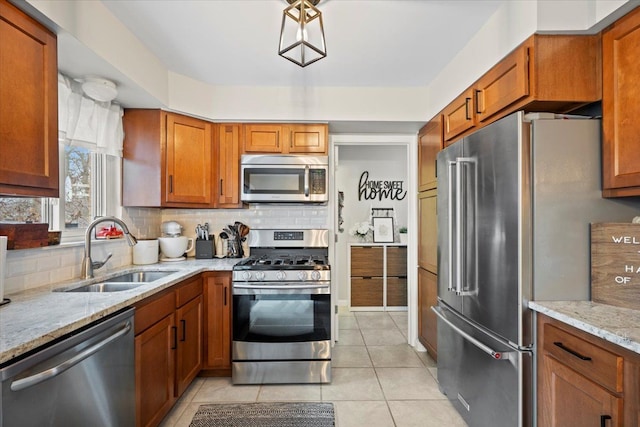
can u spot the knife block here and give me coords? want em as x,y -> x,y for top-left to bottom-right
195,239 -> 214,259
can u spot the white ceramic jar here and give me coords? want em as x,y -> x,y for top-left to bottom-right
133,239 -> 159,265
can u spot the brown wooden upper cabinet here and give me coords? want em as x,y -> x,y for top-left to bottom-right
123,110 -> 216,208
216,124 -> 243,207
418,117 -> 443,192
244,124 -> 328,154
442,88 -> 476,142
442,34 -> 601,143
0,0 -> 58,197
602,7 -> 640,197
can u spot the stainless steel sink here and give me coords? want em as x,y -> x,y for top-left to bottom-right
104,271 -> 178,283
56,270 -> 179,292
66,283 -> 147,293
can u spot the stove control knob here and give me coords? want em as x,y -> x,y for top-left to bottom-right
255,272 -> 266,281
241,271 -> 252,281
297,271 -> 308,281
311,271 -> 322,281
276,271 -> 286,281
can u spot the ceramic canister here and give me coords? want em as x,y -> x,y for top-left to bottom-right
133,239 -> 159,265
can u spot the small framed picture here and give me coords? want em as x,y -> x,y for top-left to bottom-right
372,217 -> 394,243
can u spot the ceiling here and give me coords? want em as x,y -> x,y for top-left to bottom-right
99,0 -> 504,88
49,0 -> 507,132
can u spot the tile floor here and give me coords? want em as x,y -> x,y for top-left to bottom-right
159,311 -> 467,427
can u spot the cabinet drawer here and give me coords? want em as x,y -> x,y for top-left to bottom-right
351,246 -> 383,276
387,247 -> 407,277
387,277 -> 407,307
351,277 -> 383,307
176,277 -> 202,308
543,323 -> 623,393
134,290 -> 175,335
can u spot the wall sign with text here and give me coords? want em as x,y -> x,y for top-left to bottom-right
358,171 -> 407,201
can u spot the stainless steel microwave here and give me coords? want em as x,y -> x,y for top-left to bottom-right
240,154 -> 328,203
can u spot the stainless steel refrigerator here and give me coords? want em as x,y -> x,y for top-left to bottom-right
434,111 -> 639,427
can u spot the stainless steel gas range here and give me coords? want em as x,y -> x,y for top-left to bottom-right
231,229 -> 331,384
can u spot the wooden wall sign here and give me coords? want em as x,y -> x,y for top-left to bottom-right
591,223 -> 640,310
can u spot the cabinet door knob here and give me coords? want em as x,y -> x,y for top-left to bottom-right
601,415 -> 612,427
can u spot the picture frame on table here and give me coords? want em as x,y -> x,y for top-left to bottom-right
372,217 -> 394,243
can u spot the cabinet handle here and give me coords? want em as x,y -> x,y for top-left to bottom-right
553,341 -> 592,361
180,319 -> 186,342
475,90 -> 482,114
290,131 -> 293,148
220,179 -> 224,196
171,326 -> 178,349
434,159 -> 437,178
169,175 -> 173,193
464,98 -> 471,121
224,286 -> 228,306
601,415 -> 612,427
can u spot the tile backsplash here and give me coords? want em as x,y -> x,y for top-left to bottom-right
3,204 -> 329,295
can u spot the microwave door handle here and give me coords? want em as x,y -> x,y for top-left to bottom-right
304,165 -> 310,197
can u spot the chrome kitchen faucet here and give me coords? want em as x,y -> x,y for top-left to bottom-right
82,216 -> 138,279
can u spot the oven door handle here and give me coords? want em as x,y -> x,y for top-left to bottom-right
233,283 -> 329,290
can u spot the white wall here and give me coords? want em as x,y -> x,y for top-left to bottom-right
334,145 -> 409,303
168,72 -> 429,122
26,0 -> 169,106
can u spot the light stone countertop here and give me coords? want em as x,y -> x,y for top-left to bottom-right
0,258 -> 240,366
529,300 -> 640,354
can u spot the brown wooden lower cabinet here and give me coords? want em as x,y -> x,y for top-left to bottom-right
418,268 -> 437,361
135,312 -> 175,427
175,295 -> 203,396
202,272 -> 232,375
134,276 -> 203,427
537,314 -> 640,427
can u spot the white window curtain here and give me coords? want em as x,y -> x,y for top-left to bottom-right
57,73 -> 124,157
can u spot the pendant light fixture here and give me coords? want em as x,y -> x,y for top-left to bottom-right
278,0 -> 326,67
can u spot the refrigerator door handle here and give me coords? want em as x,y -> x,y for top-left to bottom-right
455,157 -> 477,296
432,306 -> 514,362
447,160 -> 457,292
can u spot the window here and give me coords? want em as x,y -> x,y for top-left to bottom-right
0,146 -> 120,242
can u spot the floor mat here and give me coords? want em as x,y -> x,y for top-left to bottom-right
189,402 -> 335,427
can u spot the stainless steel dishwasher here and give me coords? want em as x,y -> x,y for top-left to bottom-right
0,308 -> 135,427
